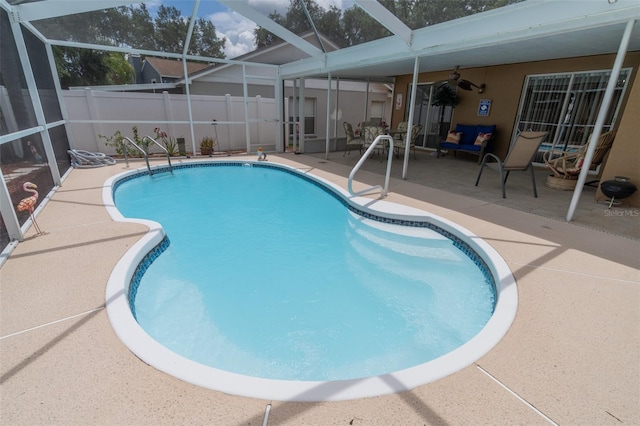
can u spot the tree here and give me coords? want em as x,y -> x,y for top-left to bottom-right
38,3 -> 225,88
254,1 -> 320,48
190,18 -> 226,58
431,84 -> 459,139
154,5 -> 188,53
253,0 -> 522,48
255,12 -> 284,48
342,6 -> 390,46
54,48 -> 134,89
127,4 -> 157,51
314,5 -> 346,47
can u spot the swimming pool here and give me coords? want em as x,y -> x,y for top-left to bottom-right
104,159 -> 517,401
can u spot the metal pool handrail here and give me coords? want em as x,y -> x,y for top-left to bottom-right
121,136 -> 173,176
142,135 -> 173,174
122,137 -> 151,175
348,134 -> 394,197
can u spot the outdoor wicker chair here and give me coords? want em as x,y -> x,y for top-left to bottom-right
543,130 -> 615,185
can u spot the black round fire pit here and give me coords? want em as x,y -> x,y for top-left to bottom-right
600,176 -> 637,208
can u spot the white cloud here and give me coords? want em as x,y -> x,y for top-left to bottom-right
317,0 -> 346,11
207,0 -> 355,59
209,10 -> 258,58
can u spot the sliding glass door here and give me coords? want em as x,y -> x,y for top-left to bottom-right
406,83 -> 454,149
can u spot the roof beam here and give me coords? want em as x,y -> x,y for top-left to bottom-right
9,0 -> 134,22
218,0 -> 324,59
354,0 -> 413,45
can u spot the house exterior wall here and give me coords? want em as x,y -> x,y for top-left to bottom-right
188,76 -> 392,152
599,66 -> 640,207
392,52 -> 640,206
141,64 -> 162,84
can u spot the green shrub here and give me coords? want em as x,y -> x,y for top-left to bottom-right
163,137 -> 179,156
99,126 -> 148,157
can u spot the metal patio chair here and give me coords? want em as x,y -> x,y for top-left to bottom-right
394,124 -> 422,159
363,125 -> 388,158
475,131 -> 548,198
343,122 -> 364,157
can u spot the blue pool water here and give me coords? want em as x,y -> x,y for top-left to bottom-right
114,163 -> 495,382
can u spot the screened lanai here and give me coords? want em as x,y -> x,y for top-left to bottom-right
1,0 -> 639,251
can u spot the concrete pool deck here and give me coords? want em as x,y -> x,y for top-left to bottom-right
1,152 -> 638,425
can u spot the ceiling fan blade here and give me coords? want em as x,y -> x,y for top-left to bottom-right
457,79 -> 473,91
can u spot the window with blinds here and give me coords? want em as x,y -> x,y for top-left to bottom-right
369,100 -> 386,125
288,97 -> 316,135
514,69 -> 631,163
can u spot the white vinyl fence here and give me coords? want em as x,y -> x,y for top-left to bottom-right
63,89 -> 279,155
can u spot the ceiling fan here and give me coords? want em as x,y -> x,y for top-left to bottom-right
446,65 -> 486,93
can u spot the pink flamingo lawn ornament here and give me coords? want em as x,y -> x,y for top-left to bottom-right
17,181 -> 44,235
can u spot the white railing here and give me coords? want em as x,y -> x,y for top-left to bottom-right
348,135 -> 394,197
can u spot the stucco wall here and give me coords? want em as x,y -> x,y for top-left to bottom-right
392,52 -> 640,207
599,66 -> 640,207
393,53 -> 639,154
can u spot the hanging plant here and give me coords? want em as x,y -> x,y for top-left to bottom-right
432,84 -> 459,108
432,84 -> 459,139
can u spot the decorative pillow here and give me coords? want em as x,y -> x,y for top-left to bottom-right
446,131 -> 462,144
474,132 -> 492,146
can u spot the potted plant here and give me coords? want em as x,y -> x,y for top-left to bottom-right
200,136 -> 216,156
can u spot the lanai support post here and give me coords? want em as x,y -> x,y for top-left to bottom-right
325,71 -> 332,160
183,0 -> 199,156
402,57 -> 420,180
566,19 -> 635,221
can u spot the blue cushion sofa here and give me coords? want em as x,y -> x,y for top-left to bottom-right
437,124 -> 496,164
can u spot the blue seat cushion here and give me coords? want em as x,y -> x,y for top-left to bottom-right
440,142 -> 481,151
440,124 -> 496,154
454,124 -> 477,145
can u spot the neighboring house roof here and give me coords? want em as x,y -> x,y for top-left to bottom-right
232,30 -> 341,64
186,31 -> 340,82
144,57 -> 211,79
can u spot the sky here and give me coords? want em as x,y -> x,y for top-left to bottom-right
145,0 -> 349,58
